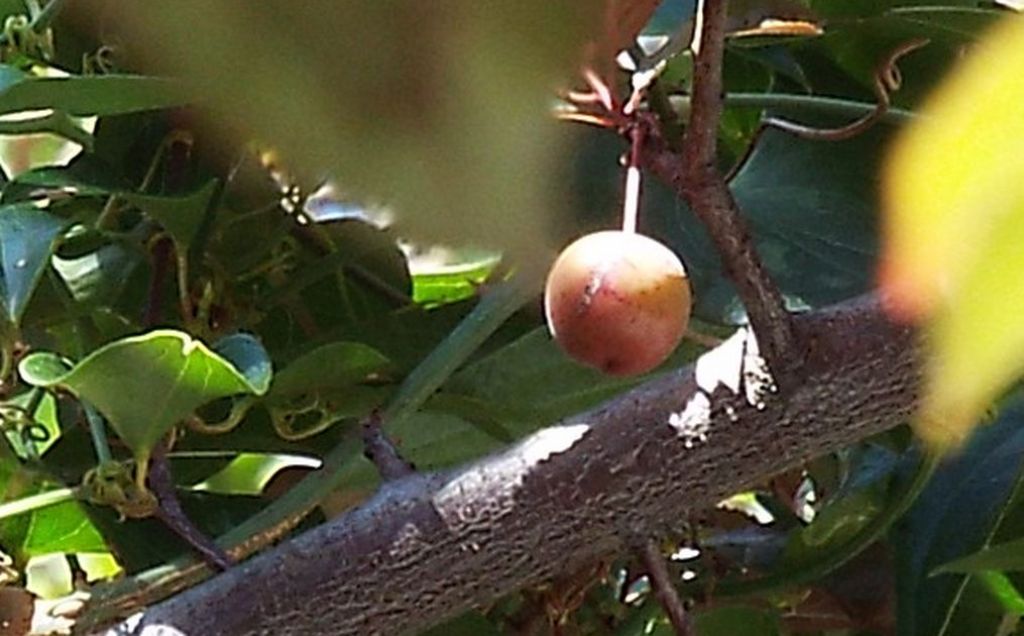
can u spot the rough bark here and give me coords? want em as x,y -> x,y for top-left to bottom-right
105,294 -> 918,635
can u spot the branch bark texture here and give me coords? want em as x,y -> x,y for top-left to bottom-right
679,0 -> 800,375
105,295 -> 918,635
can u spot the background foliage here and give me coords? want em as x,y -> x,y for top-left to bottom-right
0,1 -> 1021,635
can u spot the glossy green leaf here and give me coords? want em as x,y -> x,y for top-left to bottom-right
893,401 -> 1024,636
120,180 -> 218,249
18,330 -> 271,460
0,66 -> 192,117
0,203 -> 68,323
192,453 -> 320,496
212,333 -> 273,395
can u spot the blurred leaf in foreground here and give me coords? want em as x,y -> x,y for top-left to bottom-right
107,2 -> 609,263
881,15 -> 1024,450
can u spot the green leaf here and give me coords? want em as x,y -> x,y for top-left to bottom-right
213,333 -> 273,395
191,453 -> 320,496
268,341 -> 390,400
120,180 -> 218,249
443,326 -> 703,436
893,400 -> 1024,636
935,538 -> 1024,575
20,500 -> 108,556
0,203 -> 68,323
0,67 -> 192,117
692,605 -> 780,636
977,570 -> 1024,616
411,252 -> 500,306
799,445 -> 900,549
18,330 -> 271,461
50,242 -> 143,307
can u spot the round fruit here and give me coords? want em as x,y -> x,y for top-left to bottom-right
543,230 -> 691,376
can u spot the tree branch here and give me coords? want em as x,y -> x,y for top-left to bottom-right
98,295 -> 918,635
639,540 -> 693,635
677,0 -> 800,378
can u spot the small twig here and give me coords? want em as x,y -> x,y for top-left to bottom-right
763,38 -> 928,141
83,402 -> 112,464
362,411 -> 415,481
674,0 -> 800,378
148,438 -> 233,571
143,236 -> 173,327
639,540 -> 694,636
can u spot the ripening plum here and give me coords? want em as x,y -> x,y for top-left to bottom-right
543,230 -> 691,376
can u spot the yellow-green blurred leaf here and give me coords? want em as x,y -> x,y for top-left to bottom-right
881,15 -> 1024,450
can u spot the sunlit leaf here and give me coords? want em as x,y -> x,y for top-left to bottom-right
18,330 -> 271,461
881,15 -> 1024,449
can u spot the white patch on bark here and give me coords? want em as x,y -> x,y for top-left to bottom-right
668,392 -> 711,448
518,424 -> 591,465
694,328 -> 746,395
432,424 -> 590,528
741,330 -> 777,409
670,326 -> 778,441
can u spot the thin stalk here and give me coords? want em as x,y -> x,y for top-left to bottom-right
83,402 -> 113,464
0,486 -> 77,520
670,92 -> 916,124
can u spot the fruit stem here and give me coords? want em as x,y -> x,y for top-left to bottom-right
622,166 -> 640,234
622,125 -> 645,234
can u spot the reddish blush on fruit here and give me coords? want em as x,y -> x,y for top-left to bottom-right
543,230 -> 691,376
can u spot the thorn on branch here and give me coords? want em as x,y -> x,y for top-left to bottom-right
148,439 -> 233,571
638,540 -> 694,636
362,411 -> 415,481
763,38 -> 929,141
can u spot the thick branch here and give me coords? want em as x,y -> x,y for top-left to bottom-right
678,0 -> 799,376
102,295 -> 918,635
